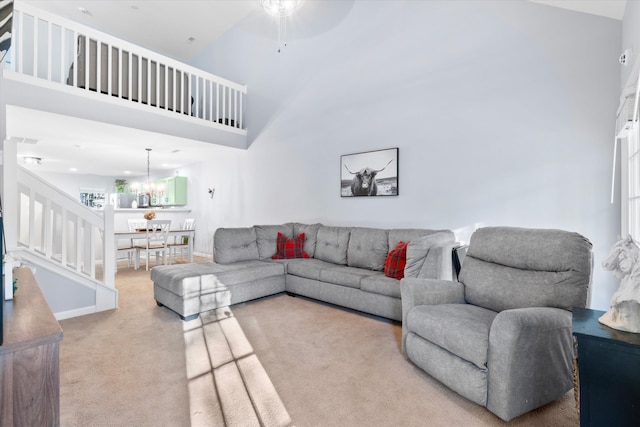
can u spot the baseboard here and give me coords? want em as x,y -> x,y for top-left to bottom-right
55,305 -> 97,320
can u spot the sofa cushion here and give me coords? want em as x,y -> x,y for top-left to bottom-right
406,304 -> 497,369
255,224 -> 294,260
461,227 -> 592,312
319,266 -> 378,289
347,227 -> 389,271
404,231 -> 456,279
214,227 -> 259,264
384,241 -> 409,280
211,260 -> 285,286
361,274 -> 402,298
293,223 -> 322,258
151,261 -> 284,297
272,232 -> 310,259
286,258 -> 341,281
314,226 -> 352,265
461,257 -> 588,312
466,227 -> 592,275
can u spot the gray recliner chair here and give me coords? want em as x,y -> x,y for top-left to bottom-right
401,226 -> 592,421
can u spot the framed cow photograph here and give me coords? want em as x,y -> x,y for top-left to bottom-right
341,148 -> 398,197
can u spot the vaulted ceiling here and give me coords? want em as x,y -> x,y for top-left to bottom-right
11,0 -> 628,177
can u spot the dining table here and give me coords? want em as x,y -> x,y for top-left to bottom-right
114,228 -> 195,270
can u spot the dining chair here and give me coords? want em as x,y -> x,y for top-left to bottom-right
135,219 -> 171,271
168,218 -> 195,264
116,241 -> 138,270
114,219 -> 148,269
128,218 -> 147,232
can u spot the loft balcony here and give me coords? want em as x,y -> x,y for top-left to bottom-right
2,2 -> 248,149
0,2 -> 249,319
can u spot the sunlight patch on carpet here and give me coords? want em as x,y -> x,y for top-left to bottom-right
183,307 -> 293,427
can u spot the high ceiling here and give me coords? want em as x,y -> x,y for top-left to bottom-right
530,0 -> 627,21
19,0 -> 627,62
11,0 -> 628,177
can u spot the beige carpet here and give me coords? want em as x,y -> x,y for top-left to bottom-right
59,260 -> 579,426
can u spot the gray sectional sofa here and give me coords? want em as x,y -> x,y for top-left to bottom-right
150,223 -> 457,321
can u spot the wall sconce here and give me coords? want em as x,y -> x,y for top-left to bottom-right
208,188 -> 215,199
620,48 -> 632,65
22,156 -> 42,165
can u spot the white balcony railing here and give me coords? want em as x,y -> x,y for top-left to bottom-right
5,2 -> 247,131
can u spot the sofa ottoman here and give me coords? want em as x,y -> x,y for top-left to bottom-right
151,260 -> 285,320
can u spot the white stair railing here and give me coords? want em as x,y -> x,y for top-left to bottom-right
16,166 -> 115,288
4,2 -> 247,131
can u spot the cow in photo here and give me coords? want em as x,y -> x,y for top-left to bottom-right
344,159 -> 394,196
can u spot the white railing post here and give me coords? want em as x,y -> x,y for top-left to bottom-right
97,41 -> 102,93
60,26 -> 65,83
137,54 -> 141,102
155,60 -> 159,108
146,57 -> 150,104
223,85 -> 226,122
44,198 -> 53,257
75,216 -> 82,270
103,204 -> 115,287
172,67 -> 176,112
239,93 -> 244,129
107,43 -> 112,95
46,20 -> 52,81
33,16 -> 39,78
209,80 -> 213,121
118,48 -> 123,98
180,69 -> 184,113
83,35 -> 89,90
28,187 -> 35,249
234,89 -> 238,127
17,9 -> 24,74
216,82 -> 219,122
72,30 -> 78,87
61,209 -> 68,266
164,65 -> 168,110
127,50 -> 132,99
1,131 -> 18,251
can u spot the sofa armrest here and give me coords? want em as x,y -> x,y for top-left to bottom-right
487,307 -> 573,421
400,278 -> 464,353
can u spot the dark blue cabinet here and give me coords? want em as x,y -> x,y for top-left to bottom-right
573,307 -> 640,427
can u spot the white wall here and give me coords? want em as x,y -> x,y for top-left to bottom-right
179,145 -> 247,256
36,170 -> 115,198
621,0 -> 640,86
187,0 -> 622,310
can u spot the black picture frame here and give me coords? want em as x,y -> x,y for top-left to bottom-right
341,148 -> 399,197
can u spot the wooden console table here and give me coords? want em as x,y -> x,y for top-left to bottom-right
572,307 -> 640,427
1,267 -> 63,427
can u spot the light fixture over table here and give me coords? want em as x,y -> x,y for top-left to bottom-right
261,0 -> 302,52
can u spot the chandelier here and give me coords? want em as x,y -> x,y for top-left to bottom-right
261,0 -> 301,17
261,0 -> 302,52
129,148 -> 165,206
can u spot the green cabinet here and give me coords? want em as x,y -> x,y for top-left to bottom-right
157,176 -> 188,206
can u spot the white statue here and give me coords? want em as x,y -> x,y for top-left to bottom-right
600,236 -> 640,333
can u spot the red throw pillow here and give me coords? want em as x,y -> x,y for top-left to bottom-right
384,241 -> 409,280
272,232 -> 310,259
